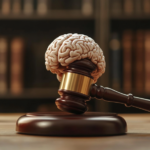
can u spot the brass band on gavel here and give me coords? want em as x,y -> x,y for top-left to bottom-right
59,72 -> 94,96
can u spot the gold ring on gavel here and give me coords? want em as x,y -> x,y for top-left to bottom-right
59,72 -> 94,96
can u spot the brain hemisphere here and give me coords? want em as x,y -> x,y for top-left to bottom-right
45,33 -> 106,83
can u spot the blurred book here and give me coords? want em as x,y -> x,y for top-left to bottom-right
134,0 -> 142,14
10,37 -> 24,94
12,0 -> 21,14
1,0 -> 11,14
37,0 -> 49,15
122,30 -> 133,93
144,31 -> 150,93
0,38 -> 8,93
82,0 -> 93,16
124,0 -> 134,14
110,0 -> 122,15
143,0 -> 150,14
109,32 -> 121,90
23,0 -> 34,14
133,30 -> 144,93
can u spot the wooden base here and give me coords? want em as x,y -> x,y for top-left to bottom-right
16,112 -> 127,136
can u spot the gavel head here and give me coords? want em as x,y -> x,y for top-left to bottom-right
55,59 -> 97,114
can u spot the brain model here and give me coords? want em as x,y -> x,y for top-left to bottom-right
45,33 -> 106,83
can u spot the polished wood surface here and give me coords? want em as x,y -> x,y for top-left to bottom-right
16,112 -> 126,136
1,113 -> 150,149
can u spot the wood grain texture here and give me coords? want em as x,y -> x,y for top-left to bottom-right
0,113 -> 150,150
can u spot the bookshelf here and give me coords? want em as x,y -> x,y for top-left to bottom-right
0,0 -> 98,113
1,0 -> 150,113
108,0 -> 150,113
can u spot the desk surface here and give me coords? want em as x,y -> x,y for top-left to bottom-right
1,113 -> 150,150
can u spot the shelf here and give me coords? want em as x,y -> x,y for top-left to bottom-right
110,14 -> 150,20
0,10 -> 94,20
0,88 -> 59,99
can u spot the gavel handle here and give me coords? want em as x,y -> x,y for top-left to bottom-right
90,84 -> 150,112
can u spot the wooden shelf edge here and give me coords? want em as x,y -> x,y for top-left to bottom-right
0,88 -> 59,99
110,14 -> 150,20
0,10 -> 94,20
1,88 -> 149,100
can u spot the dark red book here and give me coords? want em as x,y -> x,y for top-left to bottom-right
133,30 -> 144,93
0,38 -> 8,93
10,37 -> 24,94
122,30 -> 133,93
144,31 -> 150,93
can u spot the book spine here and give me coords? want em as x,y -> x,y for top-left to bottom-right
109,32 -> 121,90
134,30 -> 144,93
37,0 -> 48,15
122,30 -> 133,93
134,0 -> 142,14
144,31 -> 150,93
23,0 -> 34,14
143,0 -> 150,14
82,0 -> 93,16
12,0 -> 21,14
110,0 -> 123,15
1,0 -> 11,14
10,37 -> 24,94
123,0 -> 134,14
0,38 -> 8,93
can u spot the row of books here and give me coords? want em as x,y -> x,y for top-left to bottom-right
0,37 -> 24,94
110,30 -> 150,94
0,0 -> 93,16
0,34 -> 60,95
110,0 -> 150,15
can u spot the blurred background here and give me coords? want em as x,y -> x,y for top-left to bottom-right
0,0 -> 149,113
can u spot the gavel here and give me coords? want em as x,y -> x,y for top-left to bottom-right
56,58 -> 150,114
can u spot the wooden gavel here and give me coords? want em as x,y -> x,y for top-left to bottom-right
56,59 -> 150,114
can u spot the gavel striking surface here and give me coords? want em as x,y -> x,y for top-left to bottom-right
16,112 -> 127,136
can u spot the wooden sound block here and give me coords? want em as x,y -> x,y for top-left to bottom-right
16,112 -> 127,136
